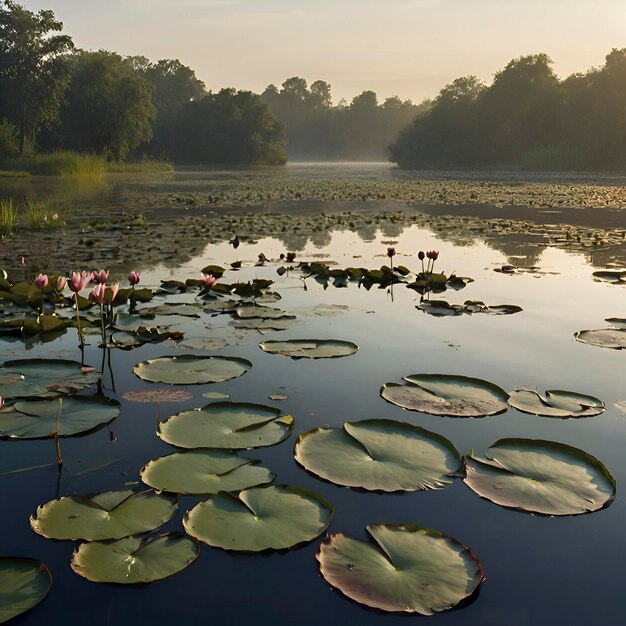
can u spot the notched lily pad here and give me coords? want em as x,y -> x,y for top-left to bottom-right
259,339 -> 358,359
71,533 -> 199,584
508,389 -> 604,418
133,355 -> 252,384
575,327 -> 626,350
464,438 -> 615,515
158,401 -> 293,449
381,374 -> 509,418
30,490 -> 178,540
183,485 -> 332,552
0,557 -> 52,623
317,524 -> 484,614
294,419 -> 461,492
140,449 -> 274,495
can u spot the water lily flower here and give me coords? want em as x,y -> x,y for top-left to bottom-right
56,276 -> 67,291
128,271 -> 140,286
89,283 -> 106,305
387,247 -> 396,258
93,269 -> 110,284
69,272 -> 86,293
109,283 -> 120,302
427,250 -> 439,260
201,273 -> 218,289
35,273 -> 48,289
418,251 -> 425,260
0,397 -> 3,409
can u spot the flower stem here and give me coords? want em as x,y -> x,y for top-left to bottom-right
55,398 -> 63,466
75,293 -> 84,346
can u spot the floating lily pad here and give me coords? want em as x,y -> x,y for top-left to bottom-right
575,328 -> 626,350
259,339 -> 358,359
317,524 -> 484,614
30,490 -> 178,540
417,300 -> 464,317
140,449 -> 274,495
183,485 -> 332,552
133,355 -> 252,384
464,438 -> 615,515
235,305 -> 289,319
381,374 -> 508,417
0,359 -> 100,399
158,401 -> 293,449
294,420 -> 461,492
0,558 -> 52,623
508,389 -> 605,418
0,396 -> 120,439
71,533 -> 199,584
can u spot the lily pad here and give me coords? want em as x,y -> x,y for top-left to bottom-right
463,438 -> 615,515
294,420 -> 461,492
0,558 -> 52,623
0,359 -> 100,399
0,396 -> 120,439
30,490 -> 178,540
259,339 -> 358,359
317,524 -> 484,614
71,533 -> 199,584
140,449 -> 274,495
133,355 -> 252,384
183,485 -> 332,552
158,401 -> 293,449
381,374 -> 509,418
508,389 -> 605,418
235,305 -> 289,319
575,328 -> 626,350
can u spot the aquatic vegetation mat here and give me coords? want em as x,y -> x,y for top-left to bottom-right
463,438 -> 615,515
294,419 -> 461,492
381,374 -> 509,417
317,524 -> 484,614
183,485 -> 332,552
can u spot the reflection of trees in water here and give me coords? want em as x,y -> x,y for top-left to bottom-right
379,219 -> 405,239
356,222 -> 378,242
487,235 -> 545,267
309,230 -> 333,248
275,232 -> 310,252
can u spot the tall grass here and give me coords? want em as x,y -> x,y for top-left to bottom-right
0,198 -> 18,236
0,170 -> 31,179
106,159 -> 173,173
22,199 -> 64,230
21,152 -> 107,176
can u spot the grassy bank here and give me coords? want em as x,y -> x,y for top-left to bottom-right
0,197 -> 65,236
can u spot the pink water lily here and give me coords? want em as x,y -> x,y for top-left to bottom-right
69,272 -> 87,293
89,283 -> 106,305
56,276 -> 67,291
387,247 -> 396,258
93,269 -> 110,284
128,271 -> 140,286
35,273 -> 48,289
200,274 -> 218,289
109,283 -> 120,302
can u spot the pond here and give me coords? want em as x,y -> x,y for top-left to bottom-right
1,164 -> 625,625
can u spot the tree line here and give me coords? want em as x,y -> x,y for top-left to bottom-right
390,51 -> 626,171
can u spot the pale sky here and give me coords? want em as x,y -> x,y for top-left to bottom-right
21,0 -> 626,103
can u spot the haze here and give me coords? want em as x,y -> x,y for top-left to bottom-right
19,0 -> 626,103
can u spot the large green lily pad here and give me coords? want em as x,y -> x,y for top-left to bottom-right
0,396 -> 120,439
508,389 -> 605,418
575,328 -> 626,350
0,558 -> 52,623
140,449 -> 275,495
381,374 -> 509,417
30,490 -> 178,540
0,359 -> 100,399
158,401 -> 293,449
259,339 -> 358,359
317,524 -> 484,614
183,485 -> 333,552
464,438 -> 616,515
133,355 -> 252,384
294,420 -> 461,492
71,533 -> 199,584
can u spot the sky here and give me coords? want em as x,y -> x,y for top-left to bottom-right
20,0 -> 626,104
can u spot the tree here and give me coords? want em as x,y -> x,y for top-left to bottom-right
0,0 -> 73,152
59,51 -> 155,160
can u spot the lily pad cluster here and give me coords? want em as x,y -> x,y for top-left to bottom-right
417,300 -> 522,317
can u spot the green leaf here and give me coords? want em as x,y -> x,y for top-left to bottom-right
158,401 -> 293,449
295,419 -> 461,492
463,438 -> 616,515
30,490 -> 178,540
183,485 -> 332,552
508,389 -> 604,418
133,355 -> 252,384
381,374 -> 509,418
0,558 -> 52,623
71,533 -> 199,584
317,524 -> 484,614
259,339 -> 358,359
140,449 -> 274,495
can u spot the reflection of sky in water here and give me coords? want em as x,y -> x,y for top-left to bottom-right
2,223 -> 626,626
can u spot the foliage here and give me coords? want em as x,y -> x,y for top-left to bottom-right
16,150 -> 106,176
0,0 -> 74,153
0,116 -> 19,160
0,196 -> 17,235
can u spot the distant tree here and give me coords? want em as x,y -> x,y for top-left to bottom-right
0,0 -> 73,152
0,117 -> 19,161
309,80 -> 332,109
59,50 -> 155,160
159,88 -> 286,165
